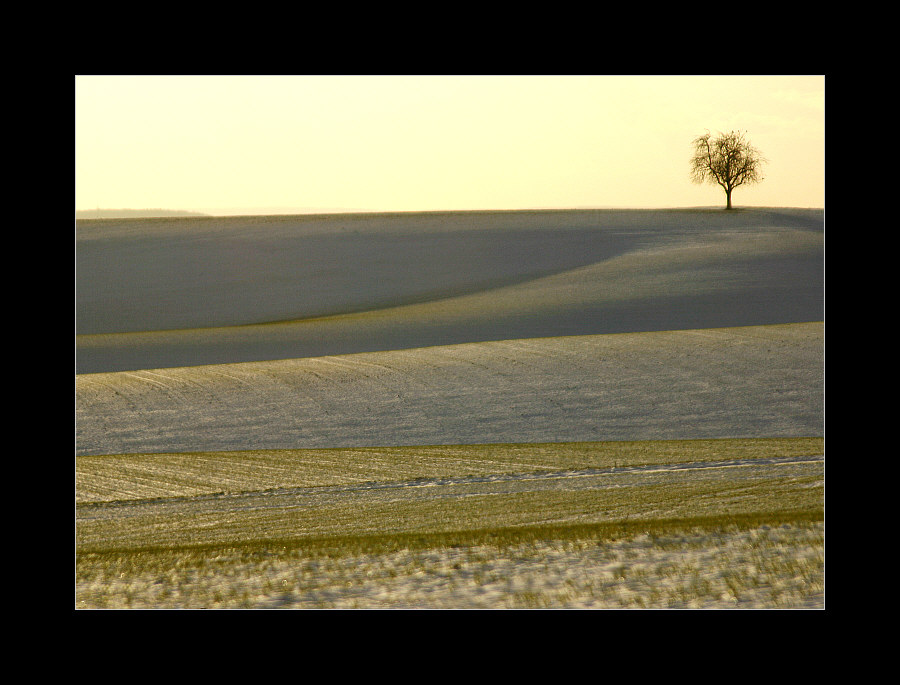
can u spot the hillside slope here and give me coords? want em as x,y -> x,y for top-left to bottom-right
75,208 -> 823,374
75,322 -> 823,456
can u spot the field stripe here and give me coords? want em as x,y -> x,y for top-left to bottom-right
75,455 -> 824,553
76,324 -> 824,456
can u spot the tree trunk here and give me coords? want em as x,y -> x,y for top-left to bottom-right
725,188 -> 733,210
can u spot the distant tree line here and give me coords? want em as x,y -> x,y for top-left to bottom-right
75,209 -> 210,219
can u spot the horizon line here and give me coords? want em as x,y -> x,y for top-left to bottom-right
76,203 -> 825,218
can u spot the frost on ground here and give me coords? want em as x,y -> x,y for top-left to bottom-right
76,522 -> 824,610
75,323 -> 824,456
75,210 -> 825,610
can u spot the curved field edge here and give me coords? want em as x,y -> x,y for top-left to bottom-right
76,208 -> 824,339
76,437 -> 824,503
75,209 -> 824,374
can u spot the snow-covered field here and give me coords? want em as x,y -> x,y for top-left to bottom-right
75,208 -> 825,609
76,208 -> 823,373
75,322 -> 822,456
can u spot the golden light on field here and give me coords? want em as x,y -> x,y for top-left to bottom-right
75,75 -> 824,215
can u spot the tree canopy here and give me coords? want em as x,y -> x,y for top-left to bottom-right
690,130 -> 765,209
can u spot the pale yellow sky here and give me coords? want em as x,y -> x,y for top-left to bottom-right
74,75 -> 824,214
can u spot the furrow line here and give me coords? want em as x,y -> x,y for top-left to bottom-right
76,454 -> 823,517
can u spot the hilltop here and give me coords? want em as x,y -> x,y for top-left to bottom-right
76,207 -> 824,374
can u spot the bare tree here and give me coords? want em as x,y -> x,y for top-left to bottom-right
690,130 -> 766,209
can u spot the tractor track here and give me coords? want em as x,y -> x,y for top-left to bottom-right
76,454 -> 824,522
